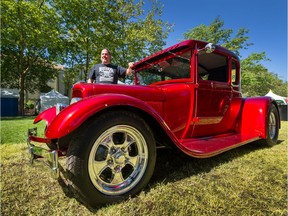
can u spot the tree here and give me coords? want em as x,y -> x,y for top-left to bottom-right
241,53 -> 288,96
183,17 -> 287,96
51,0 -> 172,84
1,0 -> 61,115
183,17 -> 252,57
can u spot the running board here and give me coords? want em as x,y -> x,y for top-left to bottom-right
180,133 -> 261,158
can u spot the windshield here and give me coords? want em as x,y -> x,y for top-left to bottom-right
136,51 -> 191,85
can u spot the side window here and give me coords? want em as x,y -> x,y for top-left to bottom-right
198,52 -> 228,82
231,60 -> 239,86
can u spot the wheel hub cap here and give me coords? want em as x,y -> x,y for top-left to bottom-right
113,149 -> 126,164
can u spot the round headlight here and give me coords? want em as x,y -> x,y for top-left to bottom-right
70,97 -> 82,105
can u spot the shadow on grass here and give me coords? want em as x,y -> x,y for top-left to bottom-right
150,139 -> 284,185
57,164 -> 103,212
56,139 -> 284,211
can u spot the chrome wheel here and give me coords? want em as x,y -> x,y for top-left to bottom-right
88,125 -> 148,195
268,110 -> 277,140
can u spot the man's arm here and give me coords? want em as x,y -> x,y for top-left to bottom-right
87,65 -> 97,83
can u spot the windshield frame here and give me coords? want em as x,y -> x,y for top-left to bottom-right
134,48 -> 192,86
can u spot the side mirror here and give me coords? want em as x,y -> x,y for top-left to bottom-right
205,43 -> 215,53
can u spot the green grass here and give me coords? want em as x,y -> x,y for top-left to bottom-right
1,117 -> 287,215
0,117 -> 46,144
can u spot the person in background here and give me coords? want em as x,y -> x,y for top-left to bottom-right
87,48 -> 134,84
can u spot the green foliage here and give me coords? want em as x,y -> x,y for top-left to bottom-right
1,117 -> 287,215
241,52 -> 288,96
183,17 -> 252,57
24,100 -> 35,110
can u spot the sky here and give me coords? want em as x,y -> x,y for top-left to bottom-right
152,0 -> 287,81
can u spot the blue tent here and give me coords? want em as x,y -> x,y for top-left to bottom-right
1,89 -> 19,117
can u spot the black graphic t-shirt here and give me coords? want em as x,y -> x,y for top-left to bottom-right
88,64 -> 126,84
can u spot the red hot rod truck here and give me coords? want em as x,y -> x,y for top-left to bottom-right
28,40 -> 280,207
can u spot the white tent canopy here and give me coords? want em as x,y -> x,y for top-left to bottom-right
39,90 -> 69,112
265,90 -> 287,104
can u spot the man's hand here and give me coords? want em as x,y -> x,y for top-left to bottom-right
128,62 -> 134,69
126,62 -> 134,76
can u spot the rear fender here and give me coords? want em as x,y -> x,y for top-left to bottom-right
44,94 -> 167,139
240,96 -> 277,138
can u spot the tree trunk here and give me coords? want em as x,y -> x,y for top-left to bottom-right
85,51 -> 90,80
18,74 -> 25,116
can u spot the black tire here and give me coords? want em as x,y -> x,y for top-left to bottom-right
66,110 -> 156,207
258,103 -> 279,147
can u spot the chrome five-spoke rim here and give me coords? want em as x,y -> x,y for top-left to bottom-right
88,125 -> 148,195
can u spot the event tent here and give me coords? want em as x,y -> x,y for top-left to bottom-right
265,90 -> 287,104
39,90 -> 69,112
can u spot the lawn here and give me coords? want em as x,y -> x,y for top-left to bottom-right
1,117 -> 287,216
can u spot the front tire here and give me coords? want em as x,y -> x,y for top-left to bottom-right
66,110 -> 156,207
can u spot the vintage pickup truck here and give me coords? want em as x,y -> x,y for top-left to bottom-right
28,40 -> 280,207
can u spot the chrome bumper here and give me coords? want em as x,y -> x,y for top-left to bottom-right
27,128 -> 59,178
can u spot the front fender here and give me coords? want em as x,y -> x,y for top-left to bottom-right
34,106 -> 56,126
44,94 -> 165,139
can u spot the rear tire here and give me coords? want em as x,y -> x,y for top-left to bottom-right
258,103 -> 279,147
66,110 -> 156,207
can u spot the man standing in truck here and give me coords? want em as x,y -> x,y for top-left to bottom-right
87,48 -> 134,84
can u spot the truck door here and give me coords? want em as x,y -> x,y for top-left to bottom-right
192,51 -> 233,137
